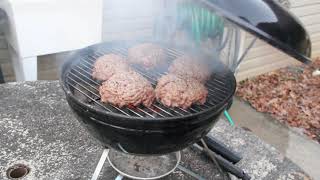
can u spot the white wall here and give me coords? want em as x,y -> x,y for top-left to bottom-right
0,0 -> 319,81
102,0 -> 164,41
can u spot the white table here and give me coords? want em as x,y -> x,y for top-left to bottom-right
0,0 -> 103,81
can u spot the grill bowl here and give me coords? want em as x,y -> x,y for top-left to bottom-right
60,41 -> 236,155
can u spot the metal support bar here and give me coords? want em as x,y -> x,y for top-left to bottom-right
177,165 -> 205,180
232,37 -> 258,73
91,149 -> 109,180
115,175 -> 124,180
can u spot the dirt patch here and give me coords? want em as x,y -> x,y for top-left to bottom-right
237,58 -> 320,142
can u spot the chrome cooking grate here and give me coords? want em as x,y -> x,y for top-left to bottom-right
65,43 -> 234,118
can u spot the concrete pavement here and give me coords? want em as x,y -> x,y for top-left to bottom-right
228,98 -> 320,180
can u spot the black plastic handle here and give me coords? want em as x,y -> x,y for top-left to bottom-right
193,143 -> 250,180
197,136 -> 242,164
213,153 -> 251,180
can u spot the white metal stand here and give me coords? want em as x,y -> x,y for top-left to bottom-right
91,149 -> 109,180
91,149 -> 205,180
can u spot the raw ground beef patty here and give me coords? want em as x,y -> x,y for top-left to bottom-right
155,74 -> 208,109
168,55 -> 211,82
99,70 -> 155,107
92,54 -> 130,81
128,43 -> 166,69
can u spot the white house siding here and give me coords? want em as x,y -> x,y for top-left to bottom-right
102,0 -> 164,41
0,0 -> 319,81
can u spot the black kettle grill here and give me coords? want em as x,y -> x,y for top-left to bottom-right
60,0 -> 312,155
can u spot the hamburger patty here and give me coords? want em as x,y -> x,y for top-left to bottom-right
99,71 -> 155,107
155,74 -> 208,109
92,54 -> 130,81
168,55 -> 211,82
128,43 -> 166,69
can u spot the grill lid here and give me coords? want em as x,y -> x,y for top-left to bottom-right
199,0 -> 312,64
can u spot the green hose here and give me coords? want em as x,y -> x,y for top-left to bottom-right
224,110 -> 235,126
177,2 -> 224,44
177,2 -> 235,126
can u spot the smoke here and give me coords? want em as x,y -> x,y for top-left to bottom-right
37,51 -> 73,80
53,0 -> 236,81
151,0 -> 236,73
0,10 -> 6,30
97,0 -> 235,75
103,0 -> 164,41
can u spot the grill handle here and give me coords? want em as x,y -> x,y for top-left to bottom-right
194,143 -> 250,180
210,152 -> 251,180
196,135 -> 242,164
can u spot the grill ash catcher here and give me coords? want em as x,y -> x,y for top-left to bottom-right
59,0 -> 311,179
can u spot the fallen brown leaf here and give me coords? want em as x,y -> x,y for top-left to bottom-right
237,58 -> 320,142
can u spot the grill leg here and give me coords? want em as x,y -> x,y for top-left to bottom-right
0,65 -> 4,83
91,149 -> 109,180
115,175 -> 123,180
177,165 -> 205,180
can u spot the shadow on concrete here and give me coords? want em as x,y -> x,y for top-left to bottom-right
229,97 -> 320,180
